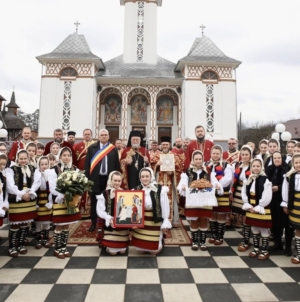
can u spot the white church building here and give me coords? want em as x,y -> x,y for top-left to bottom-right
36,0 -> 241,144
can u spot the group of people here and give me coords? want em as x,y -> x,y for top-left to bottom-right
0,125 -> 300,265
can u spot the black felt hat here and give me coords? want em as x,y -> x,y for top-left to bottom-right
160,136 -> 171,143
67,131 -> 76,137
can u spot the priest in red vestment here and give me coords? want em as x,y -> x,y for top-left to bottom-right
73,128 -> 97,218
184,125 -> 214,169
9,126 -> 35,161
120,131 -> 150,189
44,128 -> 77,166
171,137 -> 186,215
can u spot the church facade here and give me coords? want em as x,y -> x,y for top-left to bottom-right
36,0 -> 241,144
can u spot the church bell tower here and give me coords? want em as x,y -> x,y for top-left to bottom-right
120,0 -> 162,64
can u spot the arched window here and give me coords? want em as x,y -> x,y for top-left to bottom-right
201,70 -> 218,80
60,67 -> 78,77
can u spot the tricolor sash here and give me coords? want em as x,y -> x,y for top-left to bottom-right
90,143 -> 115,174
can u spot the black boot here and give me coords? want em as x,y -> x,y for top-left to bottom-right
190,229 -> 199,251
35,231 -> 43,249
18,226 -> 28,254
8,229 -> 19,257
258,237 -> 269,260
249,233 -> 260,258
215,222 -> 226,245
209,220 -> 217,243
43,229 -> 52,248
54,231 -> 64,259
284,226 -> 294,256
238,224 -> 251,251
199,230 -> 207,251
61,230 -> 71,257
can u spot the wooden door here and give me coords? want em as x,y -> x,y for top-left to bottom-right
158,127 -> 172,144
106,126 -> 119,144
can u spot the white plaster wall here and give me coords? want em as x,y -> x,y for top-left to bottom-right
70,78 -> 95,136
39,77 -> 95,138
123,2 -> 137,63
182,79 -> 237,141
183,80 -> 206,138
143,3 -> 157,64
38,78 -> 64,137
123,1 -> 157,64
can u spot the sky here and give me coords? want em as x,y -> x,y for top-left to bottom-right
1,0 -> 300,126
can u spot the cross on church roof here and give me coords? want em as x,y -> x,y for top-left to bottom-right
74,21 -> 80,33
200,24 -> 206,36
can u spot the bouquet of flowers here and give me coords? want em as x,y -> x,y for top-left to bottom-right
55,171 -> 94,214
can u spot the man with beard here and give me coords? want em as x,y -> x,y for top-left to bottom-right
9,126 -> 35,161
120,130 -> 150,189
149,141 -> 161,171
115,139 -> 123,159
184,125 -> 214,169
155,137 -> 180,227
183,137 -> 190,152
74,128 -> 96,219
223,138 -> 241,164
67,131 -> 76,147
44,128 -> 77,165
171,137 -> 186,215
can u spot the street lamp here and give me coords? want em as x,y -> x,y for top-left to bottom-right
271,123 -> 292,153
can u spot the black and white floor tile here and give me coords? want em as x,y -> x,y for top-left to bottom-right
0,220 -> 300,302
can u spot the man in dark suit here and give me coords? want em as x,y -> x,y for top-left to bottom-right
85,129 -> 120,232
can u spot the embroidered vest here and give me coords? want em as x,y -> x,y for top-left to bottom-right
185,168 -> 208,186
246,176 -> 267,206
135,184 -> 163,223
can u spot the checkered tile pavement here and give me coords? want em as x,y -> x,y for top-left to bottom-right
0,220 -> 300,302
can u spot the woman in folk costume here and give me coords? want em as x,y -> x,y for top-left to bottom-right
48,147 -> 81,259
230,145 -> 252,252
96,171 -> 130,255
281,153 -> 300,263
25,142 -> 37,168
256,139 -> 269,162
131,167 -> 172,255
266,151 -> 289,251
6,149 -> 38,257
31,156 -> 53,249
242,158 -> 273,260
50,142 -> 60,163
206,145 -> 233,245
177,150 -> 221,251
263,139 -> 280,169
284,140 -> 297,166
0,153 -> 9,242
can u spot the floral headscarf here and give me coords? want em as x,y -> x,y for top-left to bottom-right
106,171 -> 122,198
16,149 -> 31,177
189,150 -> 207,173
246,158 -> 266,185
58,147 -> 72,171
139,167 -> 158,192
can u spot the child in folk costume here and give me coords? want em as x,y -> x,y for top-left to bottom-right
6,150 -> 38,257
0,153 -> 9,241
48,147 -> 81,259
242,158 -> 273,260
50,142 -> 60,162
31,156 -> 52,249
206,145 -> 233,245
25,142 -> 37,168
264,139 -> 280,169
47,153 -> 57,168
177,150 -> 220,251
131,167 -> 172,255
284,140 -> 297,165
230,145 -> 252,251
281,153 -> 300,263
96,171 -> 130,255
257,139 -> 268,162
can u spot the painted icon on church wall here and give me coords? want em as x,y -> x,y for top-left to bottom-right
130,95 -> 147,124
104,95 -> 122,124
157,98 -> 173,124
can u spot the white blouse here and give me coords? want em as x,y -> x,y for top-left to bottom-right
241,178 -> 272,214
281,174 -> 300,208
211,164 -> 233,188
6,168 -> 38,201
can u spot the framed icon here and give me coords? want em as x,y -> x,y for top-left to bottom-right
114,190 -> 145,228
160,153 -> 175,171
